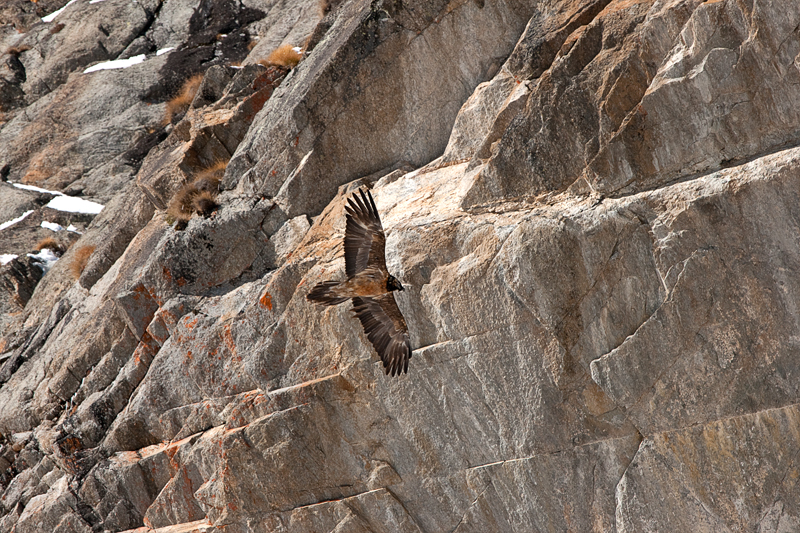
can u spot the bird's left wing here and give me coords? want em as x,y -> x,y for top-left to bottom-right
351,293 -> 411,376
344,189 -> 386,278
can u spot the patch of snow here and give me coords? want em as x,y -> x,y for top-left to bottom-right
11,183 -> 64,196
42,0 -> 78,22
0,210 -> 34,231
84,54 -> 146,74
66,224 -> 81,233
46,196 -> 104,214
292,47 -> 302,53
230,66 -> 243,69
0,254 -> 18,265
89,0 -> 107,3
41,221 -> 64,232
27,249 -> 59,274
156,47 -> 174,56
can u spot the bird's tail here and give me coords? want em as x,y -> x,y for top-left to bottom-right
307,281 -> 349,305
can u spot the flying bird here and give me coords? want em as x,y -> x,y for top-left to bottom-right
307,188 -> 411,376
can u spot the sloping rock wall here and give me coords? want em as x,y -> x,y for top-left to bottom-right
1,0 -> 799,532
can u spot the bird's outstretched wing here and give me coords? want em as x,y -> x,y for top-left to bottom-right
351,293 -> 411,376
344,189 -> 386,278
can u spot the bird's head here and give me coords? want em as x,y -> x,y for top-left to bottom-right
386,275 -> 404,292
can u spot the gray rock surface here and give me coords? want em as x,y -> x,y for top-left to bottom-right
0,184 -> 43,224
1,0 -> 800,532
227,0 -> 537,217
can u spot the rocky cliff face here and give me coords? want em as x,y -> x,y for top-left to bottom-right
1,0 -> 799,531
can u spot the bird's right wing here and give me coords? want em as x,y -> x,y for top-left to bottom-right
344,188 -> 386,278
351,293 -> 411,376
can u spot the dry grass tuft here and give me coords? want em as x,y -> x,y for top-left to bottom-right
6,45 -> 30,56
192,190 -> 219,217
49,23 -> 65,34
193,159 -> 227,188
319,0 -> 332,16
21,167 -> 51,184
192,174 -> 221,195
164,74 -> 204,124
70,245 -> 95,280
202,159 -> 229,173
35,237 -> 63,254
22,150 -> 58,184
167,183 -> 198,224
319,0 -> 343,17
259,44 -> 302,69
166,160 -> 227,228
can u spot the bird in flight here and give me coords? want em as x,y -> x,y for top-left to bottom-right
307,188 -> 412,376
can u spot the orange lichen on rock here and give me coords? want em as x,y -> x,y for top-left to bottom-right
259,291 -> 273,310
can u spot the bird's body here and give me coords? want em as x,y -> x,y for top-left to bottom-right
307,188 -> 412,376
310,267 -> 394,301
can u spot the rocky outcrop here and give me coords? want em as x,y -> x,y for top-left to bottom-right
1,0 -> 800,532
227,0 -> 536,218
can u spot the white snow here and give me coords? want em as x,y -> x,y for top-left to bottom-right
46,196 -> 104,214
83,54 -> 146,74
0,210 -> 34,231
0,254 -> 18,265
11,183 -> 102,216
11,183 -> 64,196
89,0 -> 107,3
42,0 -> 78,22
293,47 -> 302,53
27,249 -> 59,274
67,224 -> 81,233
156,47 -> 175,56
41,221 -> 64,232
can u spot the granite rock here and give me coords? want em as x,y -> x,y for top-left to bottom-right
1,0 -> 800,532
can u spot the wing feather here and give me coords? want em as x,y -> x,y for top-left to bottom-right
344,189 -> 386,278
351,293 -> 411,377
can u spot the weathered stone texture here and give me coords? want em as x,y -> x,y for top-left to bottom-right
1,0 -> 800,532
228,0 -> 537,217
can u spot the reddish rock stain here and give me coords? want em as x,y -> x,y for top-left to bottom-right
259,291 -> 273,310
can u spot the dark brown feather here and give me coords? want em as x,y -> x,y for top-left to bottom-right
307,280 -> 348,305
351,293 -> 411,377
344,189 -> 386,278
